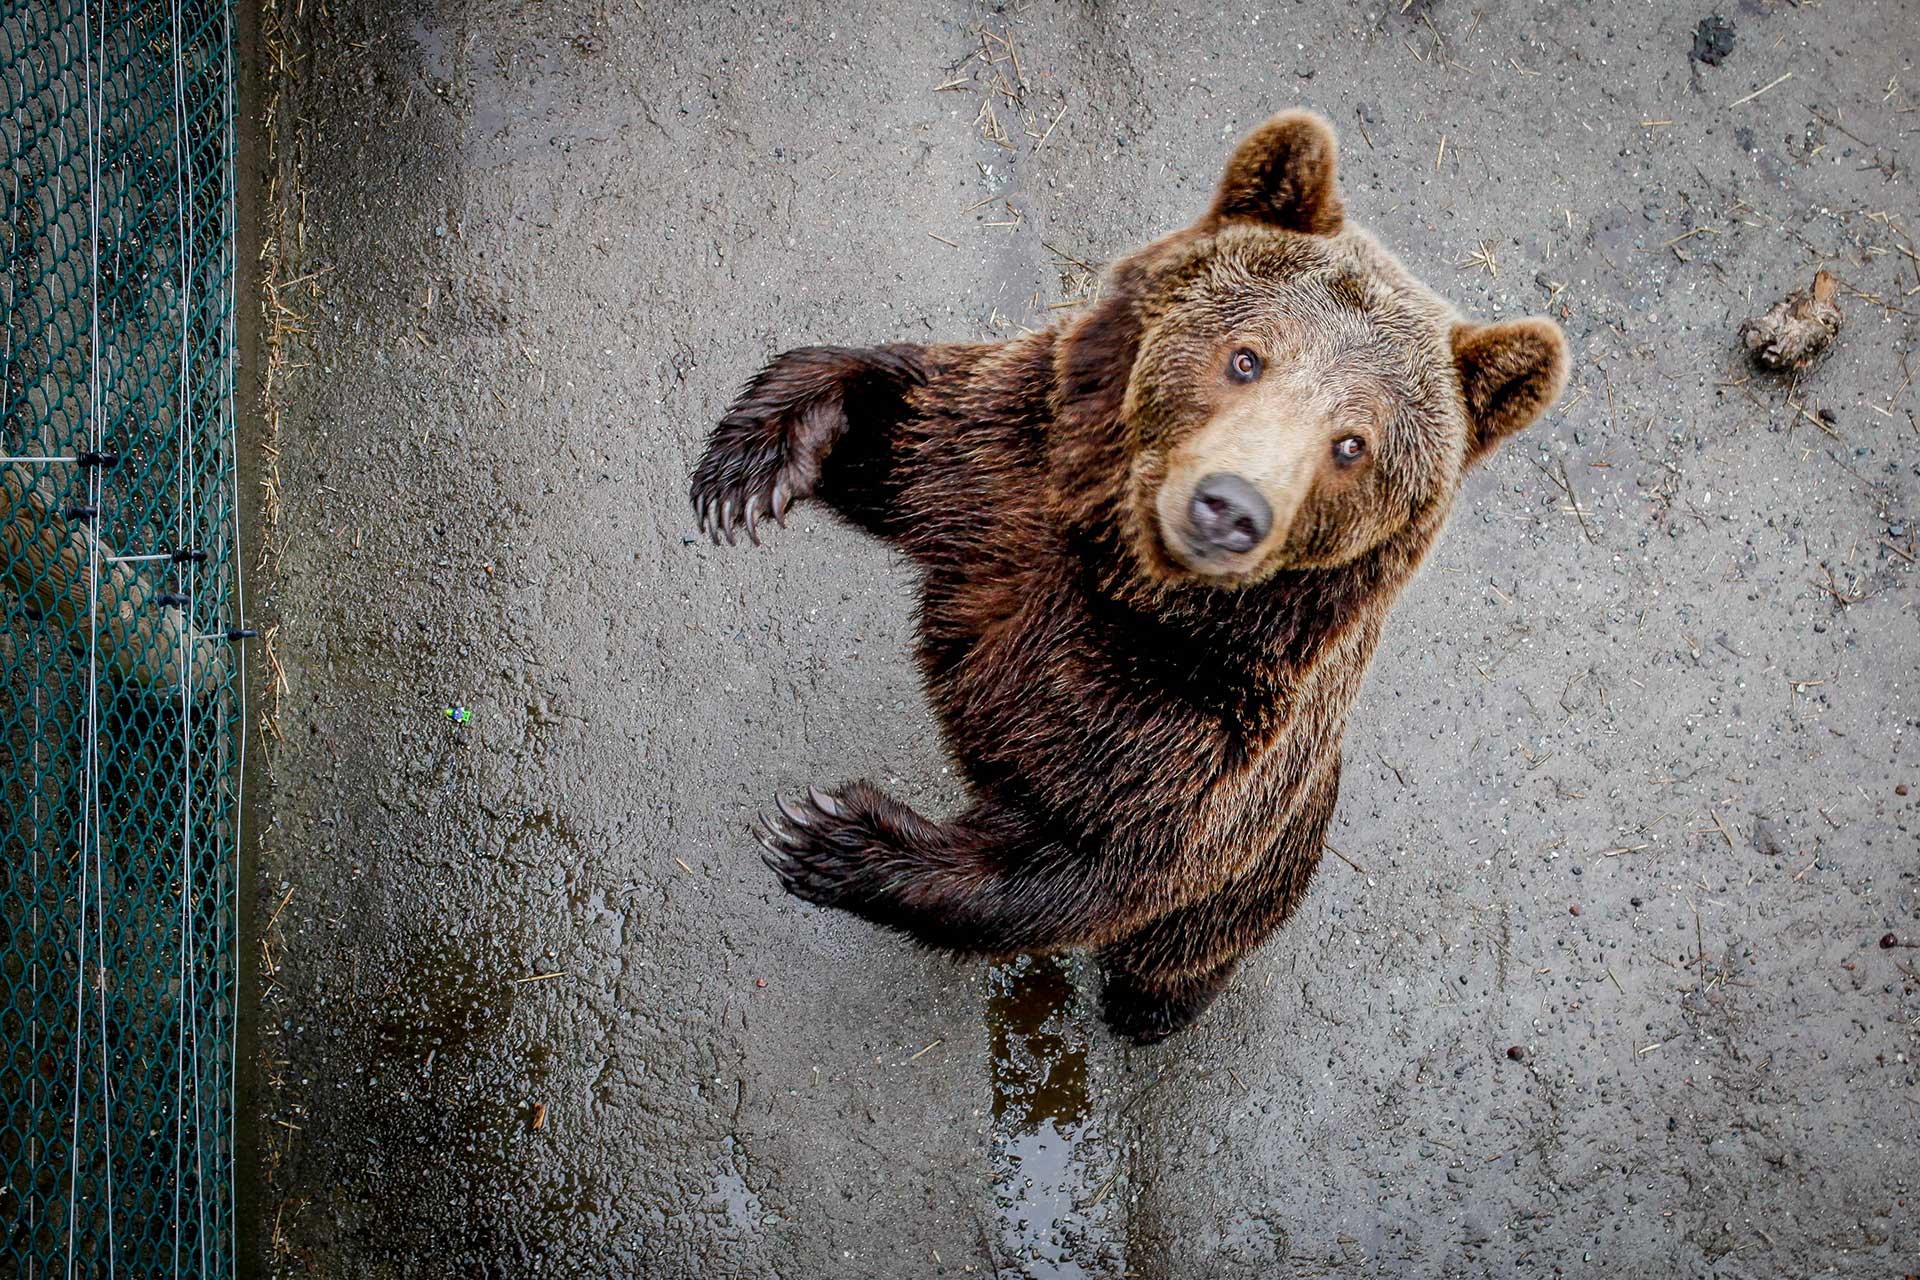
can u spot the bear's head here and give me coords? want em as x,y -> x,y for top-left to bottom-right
1051,111 -> 1569,594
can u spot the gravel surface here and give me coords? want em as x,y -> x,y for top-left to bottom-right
245,2 -> 1917,1275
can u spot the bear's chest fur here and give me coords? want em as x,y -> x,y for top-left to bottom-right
911,535 -> 1383,873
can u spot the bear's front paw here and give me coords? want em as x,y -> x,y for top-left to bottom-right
755,786 -> 884,911
688,427 -> 811,547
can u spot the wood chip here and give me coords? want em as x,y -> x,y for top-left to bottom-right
1742,271 -> 1843,373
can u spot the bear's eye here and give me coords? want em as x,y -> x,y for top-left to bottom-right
1228,348 -> 1262,383
1333,435 -> 1368,464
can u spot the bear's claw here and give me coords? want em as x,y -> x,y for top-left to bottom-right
756,786 -> 873,909
689,437 -> 805,547
806,785 -> 846,818
699,494 -> 764,547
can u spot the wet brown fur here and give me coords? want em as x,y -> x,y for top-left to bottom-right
690,111 -> 1570,1043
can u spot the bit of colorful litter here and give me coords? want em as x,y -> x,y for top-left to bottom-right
444,705 -> 472,724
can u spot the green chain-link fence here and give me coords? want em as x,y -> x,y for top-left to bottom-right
2,0 -> 241,1273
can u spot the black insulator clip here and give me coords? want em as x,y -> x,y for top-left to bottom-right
171,547 -> 208,563
77,451 -> 121,469
155,592 -> 189,607
63,504 -> 98,520
225,627 -> 258,641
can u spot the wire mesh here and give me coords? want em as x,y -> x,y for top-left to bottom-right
1,0 -> 240,1274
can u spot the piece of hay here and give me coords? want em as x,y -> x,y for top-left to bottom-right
1741,270 -> 1843,373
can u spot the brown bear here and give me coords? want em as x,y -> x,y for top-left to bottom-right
689,111 -> 1569,1043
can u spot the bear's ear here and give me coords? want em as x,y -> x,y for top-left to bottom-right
1048,260 -> 1151,531
1452,318 -> 1571,467
1205,110 -> 1345,236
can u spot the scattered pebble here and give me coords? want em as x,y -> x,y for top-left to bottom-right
1506,1045 -> 1526,1061
1883,934 -> 1902,950
1569,903 -> 1581,917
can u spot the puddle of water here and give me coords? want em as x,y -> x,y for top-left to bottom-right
985,955 -> 1123,1279
405,15 -> 452,84
713,1133 -> 767,1236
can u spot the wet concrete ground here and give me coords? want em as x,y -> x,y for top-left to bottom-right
244,1 -> 1918,1275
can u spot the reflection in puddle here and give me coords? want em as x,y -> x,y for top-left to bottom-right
985,955 -> 1122,1278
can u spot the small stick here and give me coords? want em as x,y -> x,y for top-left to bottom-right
1694,907 -> 1707,984
1042,242 -> 1101,274
906,1038 -> 943,1062
265,886 -> 295,933
1807,107 -> 1882,152
511,971 -> 566,984
1326,844 -> 1369,875
1033,102 -> 1069,150
1534,458 -> 1595,542
1786,400 -> 1840,438
927,232 -> 960,249
1729,72 -> 1793,107
1709,809 -> 1736,850
1662,227 -> 1716,248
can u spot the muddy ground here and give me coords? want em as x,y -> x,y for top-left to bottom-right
242,2 -> 1918,1276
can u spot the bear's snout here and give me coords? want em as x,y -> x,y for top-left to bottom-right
1187,472 -> 1273,556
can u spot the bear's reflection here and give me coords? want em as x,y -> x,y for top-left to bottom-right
985,956 -> 1119,1278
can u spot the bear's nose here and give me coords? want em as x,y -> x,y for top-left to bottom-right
1187,472 -> 1272,556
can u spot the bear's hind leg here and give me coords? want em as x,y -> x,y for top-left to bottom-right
1098,954 -> 1239,1046
1096,762 -> 1338,1043
1094,828 -> 1329,1042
